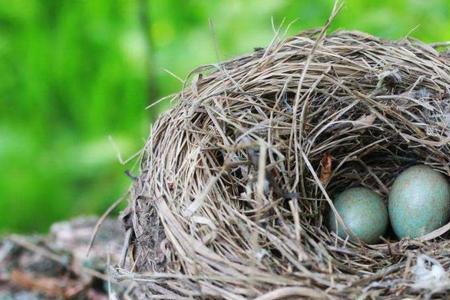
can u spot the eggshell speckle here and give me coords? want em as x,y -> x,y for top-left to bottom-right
388,165 -> 450,239
328,187 -> 388,244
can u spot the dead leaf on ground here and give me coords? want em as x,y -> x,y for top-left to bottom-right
10,269 -> 85,299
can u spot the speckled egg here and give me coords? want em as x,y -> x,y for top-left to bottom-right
388,165 -> 450,239
328,187 -> 388,244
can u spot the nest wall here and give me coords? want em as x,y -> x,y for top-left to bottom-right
120,30 -> 450,299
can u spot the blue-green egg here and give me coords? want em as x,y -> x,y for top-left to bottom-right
388,165 -> 450,239
328,187 -> 388,244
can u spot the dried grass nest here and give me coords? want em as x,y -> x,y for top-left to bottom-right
117,29 -> 450,299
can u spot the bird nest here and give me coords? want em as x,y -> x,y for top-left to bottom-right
117,28 -> 450,299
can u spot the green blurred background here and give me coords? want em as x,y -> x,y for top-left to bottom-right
1,0 -> 449,233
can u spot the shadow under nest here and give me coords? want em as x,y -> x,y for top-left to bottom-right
118,30 -> 450,299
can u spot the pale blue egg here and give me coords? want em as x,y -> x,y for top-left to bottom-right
328,187 -> 388,244
388,165 -> 450,239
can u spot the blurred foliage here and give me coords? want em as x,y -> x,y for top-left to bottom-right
0,0 -> 449,233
